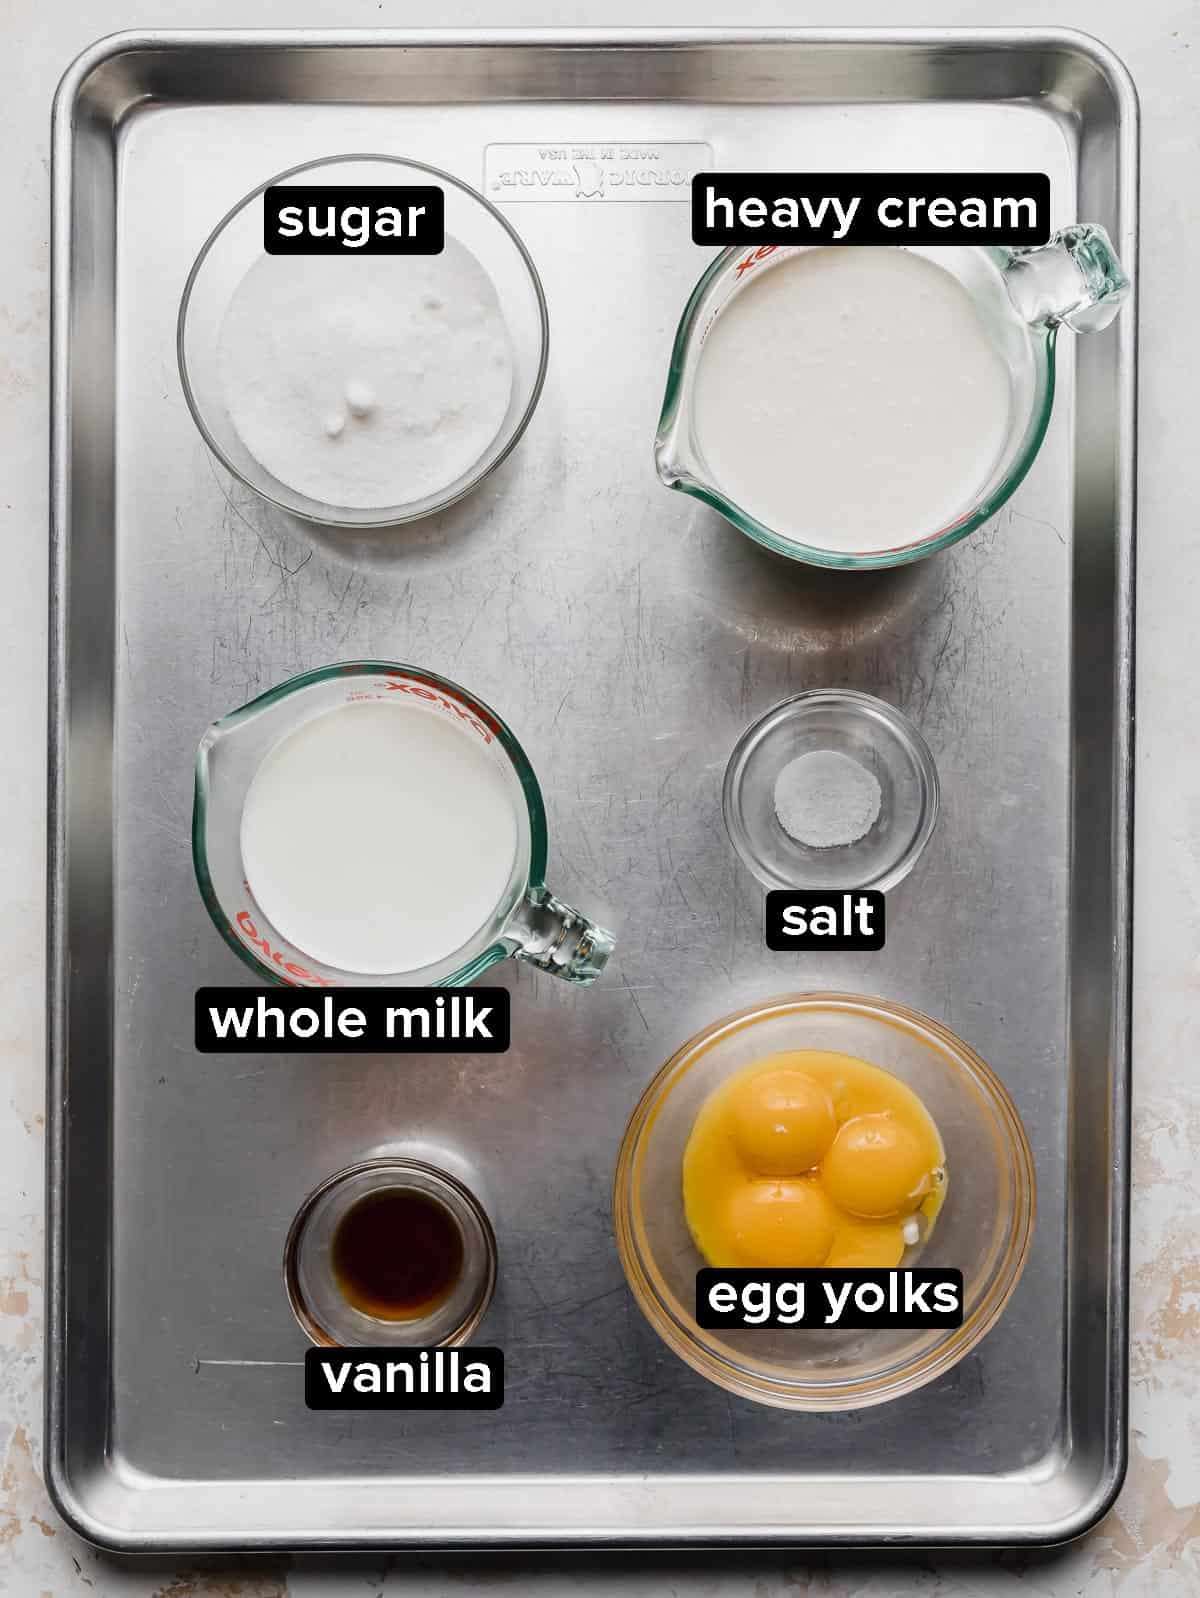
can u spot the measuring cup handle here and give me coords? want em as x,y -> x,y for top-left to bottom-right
1003,224 -> 1131,333
509,887 -> 615,984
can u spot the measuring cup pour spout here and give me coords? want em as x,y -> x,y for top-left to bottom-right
1002,224 -> 1130,333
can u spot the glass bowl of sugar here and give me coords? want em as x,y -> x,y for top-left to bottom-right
723,690 -> 939,892
178,154 -> 549,527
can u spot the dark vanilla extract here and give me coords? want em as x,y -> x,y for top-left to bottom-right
331,1188 -> 463,1321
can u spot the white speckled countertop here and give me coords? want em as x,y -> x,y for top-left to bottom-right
3,0 -> 1195,1592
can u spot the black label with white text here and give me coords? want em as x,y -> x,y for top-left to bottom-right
195,987 -> 509,1053
765,890 -> 885,951
305,1347 -> 504,1409
693,173 -> 1050,247
696,1269 -> 963,1329
264,185 -> 445,254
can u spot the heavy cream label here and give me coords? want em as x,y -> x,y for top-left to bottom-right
485,141 -> 712,203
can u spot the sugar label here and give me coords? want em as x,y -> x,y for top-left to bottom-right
264,185 -> 445,253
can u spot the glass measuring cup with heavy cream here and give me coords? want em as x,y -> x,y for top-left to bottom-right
193,663 -> 615,987
654,227 -> 1130,569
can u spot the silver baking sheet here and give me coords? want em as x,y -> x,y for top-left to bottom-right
47,28 -> 1137,1550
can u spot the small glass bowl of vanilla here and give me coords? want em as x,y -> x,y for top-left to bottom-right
613,993 -> 1035,1411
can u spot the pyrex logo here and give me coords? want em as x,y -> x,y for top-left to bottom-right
235,909 -> 334,987
735,245 -> 779,278
380,679 -> 494,743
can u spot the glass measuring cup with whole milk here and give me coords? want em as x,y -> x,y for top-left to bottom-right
193,662 -> 615,987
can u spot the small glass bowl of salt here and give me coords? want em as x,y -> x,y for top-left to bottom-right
723,690 -> 939,892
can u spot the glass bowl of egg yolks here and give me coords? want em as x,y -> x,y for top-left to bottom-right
613,993 -> 1035,1411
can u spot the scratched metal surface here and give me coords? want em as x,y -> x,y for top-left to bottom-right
47,31 -> 1135,1549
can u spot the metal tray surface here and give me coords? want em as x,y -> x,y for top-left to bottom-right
48,28 -> 1137,1551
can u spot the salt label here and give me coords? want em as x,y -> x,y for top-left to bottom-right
764,890 -> 885,953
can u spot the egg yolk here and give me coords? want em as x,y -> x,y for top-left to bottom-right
821,1113 -> 932,1219
725,1178 -> 837,1268
681,1048 -> 946,1271
730,1067 -> 837,1175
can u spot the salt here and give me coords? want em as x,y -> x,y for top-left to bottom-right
773,749 -> 882,849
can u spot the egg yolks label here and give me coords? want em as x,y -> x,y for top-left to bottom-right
695,1266 -> 963,1330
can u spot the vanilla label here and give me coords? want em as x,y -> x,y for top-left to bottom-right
305,1347 -> 503,1410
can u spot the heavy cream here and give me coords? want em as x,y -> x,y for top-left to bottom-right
692,247 -> 1013,554
239,699 -> 519,975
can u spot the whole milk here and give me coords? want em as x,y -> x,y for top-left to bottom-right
240,699 -> 519,974
692,247 -> 1013,554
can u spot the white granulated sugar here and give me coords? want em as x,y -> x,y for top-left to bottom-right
218,237 -> 514,510
773,749 -> 882,849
